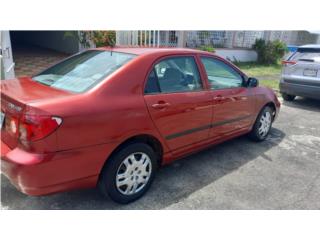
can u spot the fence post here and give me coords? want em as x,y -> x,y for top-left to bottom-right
232,31 -> 236,48
242,31 -> 246,48
177,31 -> 187,47
134,31 -> 138,46
165,31 -> 169,46
132,31 -> 135,46
116,31 -> 120,46
131,31 -> 134,46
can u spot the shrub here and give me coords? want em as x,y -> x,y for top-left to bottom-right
253,39 -> 287,64
64,31 -> 116,48
198,45 -> 215,52
92,31 -> 116,47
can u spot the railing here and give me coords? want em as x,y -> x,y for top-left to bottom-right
116,31 -> 181,47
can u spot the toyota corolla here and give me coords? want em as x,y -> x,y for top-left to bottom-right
0,47 -> 280,203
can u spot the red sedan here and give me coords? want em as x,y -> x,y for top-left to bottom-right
1,47 -> 280,203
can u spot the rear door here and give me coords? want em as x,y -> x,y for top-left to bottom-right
144,55 -> 212,150
199,56 -> 255,139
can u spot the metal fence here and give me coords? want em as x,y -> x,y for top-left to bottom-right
185,31 -> 265,49
116,31 -> 179,47
116,31 -> 320,49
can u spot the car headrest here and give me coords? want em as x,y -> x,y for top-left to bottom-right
163,68 -> 183,83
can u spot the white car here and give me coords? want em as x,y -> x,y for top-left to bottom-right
280,44 -> 320,101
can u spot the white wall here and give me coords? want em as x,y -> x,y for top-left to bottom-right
0,31 -> 15,80
215,48 -> 257,62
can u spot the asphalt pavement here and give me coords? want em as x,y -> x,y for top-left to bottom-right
1,97 -> 320,209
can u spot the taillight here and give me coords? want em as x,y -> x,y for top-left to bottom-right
18,115 -> 62,142
281,60 -> 296,66
5,115 -> 19,137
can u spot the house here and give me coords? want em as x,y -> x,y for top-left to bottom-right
116,30 -> 320,62
1,30 -> 320,80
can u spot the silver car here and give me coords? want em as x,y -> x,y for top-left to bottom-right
280,44 -> 320,101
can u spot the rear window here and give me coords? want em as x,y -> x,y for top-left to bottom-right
289,48 -> 320,62
32,50 -> 136,93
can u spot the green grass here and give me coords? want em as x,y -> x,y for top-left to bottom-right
234,61 -> 281,91
259,79 -> 279,90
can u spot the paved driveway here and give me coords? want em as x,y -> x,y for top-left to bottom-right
13,44 -> 69,77
1,97 -> 320,210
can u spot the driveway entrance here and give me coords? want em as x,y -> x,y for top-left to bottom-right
13,44 -> 70,77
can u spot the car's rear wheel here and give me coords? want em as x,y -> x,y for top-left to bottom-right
98,143 -> 158,204
249,106 -> 273,141
282,93 -> 296,101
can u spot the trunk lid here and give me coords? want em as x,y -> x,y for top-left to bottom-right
1,77 -> 73,149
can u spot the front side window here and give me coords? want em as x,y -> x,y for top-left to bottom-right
200,57 -> 243,90
145,56 -> 203,94
33,50 -> 136,93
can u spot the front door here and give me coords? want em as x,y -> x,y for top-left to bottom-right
200,56 -> 254,139
144,55 -> 212,150
0,31 -> 15,80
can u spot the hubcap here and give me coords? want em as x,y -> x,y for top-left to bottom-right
258,111 -> 271,137
116,152 -> 152,195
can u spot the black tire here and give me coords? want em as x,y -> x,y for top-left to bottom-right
98,142 -> 158,204
249,106 -> 273,142
282,93 -> 296,101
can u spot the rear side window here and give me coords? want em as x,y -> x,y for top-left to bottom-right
144,56 -> 203,94
200,57 -> 243,90
33,50 -> 136,93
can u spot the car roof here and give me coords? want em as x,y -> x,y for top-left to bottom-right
298,44 -> 320,49
95,46 -> 213,56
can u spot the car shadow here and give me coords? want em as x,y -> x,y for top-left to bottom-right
1,128 -> 286,210
282,97 -> 320,112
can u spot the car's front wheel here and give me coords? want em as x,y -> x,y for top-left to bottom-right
249,106 -> 273,141
282,93 -> 296,101
98,143 -> 158,204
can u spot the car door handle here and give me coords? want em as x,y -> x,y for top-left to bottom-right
151,102 -> 171,109
213,95 -> 225,101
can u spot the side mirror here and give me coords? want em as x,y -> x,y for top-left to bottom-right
247,77 -> 259,88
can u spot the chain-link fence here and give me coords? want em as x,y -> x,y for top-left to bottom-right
116,31 -> 320,49
185,31 -> 265,49
263,31 -> 320,46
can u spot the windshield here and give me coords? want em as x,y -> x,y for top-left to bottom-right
32,50 -> 136,93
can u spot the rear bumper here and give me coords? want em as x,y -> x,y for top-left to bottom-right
1,140 -> 115,196
280,81 -> 320,100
